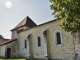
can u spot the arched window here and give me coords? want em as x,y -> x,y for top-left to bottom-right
56,32 -> 61,44
25,39 -> 27,48
38,37 -> 41,47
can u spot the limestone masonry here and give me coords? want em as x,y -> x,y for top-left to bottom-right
0,16 -> 80,60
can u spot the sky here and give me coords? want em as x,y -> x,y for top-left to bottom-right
0,0 -> 54,39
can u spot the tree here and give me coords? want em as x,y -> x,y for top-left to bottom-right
50,0 -> 80,33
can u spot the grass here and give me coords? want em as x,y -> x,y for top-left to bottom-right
26,58 -> 36,60
0,58 -> 35,60
0,58 -> 26,60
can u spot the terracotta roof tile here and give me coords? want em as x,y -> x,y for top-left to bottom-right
11,16 -> 37,31
0,38 -> 10,45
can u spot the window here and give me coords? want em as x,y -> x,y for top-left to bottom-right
56,32 -> 61,44
38,37 -> 41,47
25,39 -> 27,48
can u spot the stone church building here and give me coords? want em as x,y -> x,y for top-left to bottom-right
0,16 -> 80,60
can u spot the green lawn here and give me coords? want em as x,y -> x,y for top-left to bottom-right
0,58 -> 35,60
0,59 -> 26,60
0,59 -> 4,60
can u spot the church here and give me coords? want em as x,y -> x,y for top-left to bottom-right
0,16 -> 80,60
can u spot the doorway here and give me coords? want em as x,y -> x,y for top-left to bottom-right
6,48 -> 11,58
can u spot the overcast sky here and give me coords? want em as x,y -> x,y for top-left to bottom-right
0,0 -> 54,39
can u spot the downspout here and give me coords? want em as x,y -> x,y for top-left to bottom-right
72,33 -> 76,60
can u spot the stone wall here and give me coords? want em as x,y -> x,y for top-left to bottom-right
73,32 -> 80,60
11,26 -> 29,40
18,20 -> 75,60
0,45 -> 6,57
6,40 -> 17,57
0,40 -> 17,58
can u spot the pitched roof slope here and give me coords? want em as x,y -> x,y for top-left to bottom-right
11,16 -> 37,31
0,38 -> 10,45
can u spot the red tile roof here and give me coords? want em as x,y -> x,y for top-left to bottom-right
0,38 -> 16,46
11,16 -> 37,31
0,38 -> 10,45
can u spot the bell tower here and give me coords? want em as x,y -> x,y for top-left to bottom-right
10,16 -> 37,40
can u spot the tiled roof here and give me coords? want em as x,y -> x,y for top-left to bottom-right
11,16 -> 37,31
0,38 -> 10,45
0,38 -> 16,46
